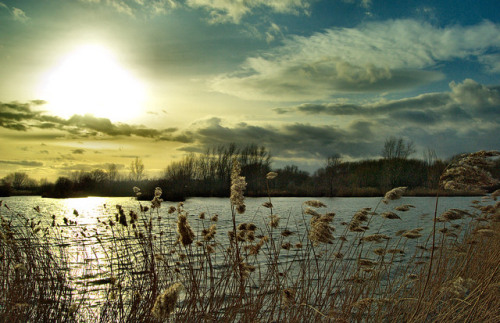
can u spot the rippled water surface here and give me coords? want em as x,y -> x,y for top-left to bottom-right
0,195 -> 482,307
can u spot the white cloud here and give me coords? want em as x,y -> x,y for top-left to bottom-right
78,0 -> 177,16
479,54 -> 500,73
186,0 -> 311,23
211,19 -> 500,101
0,4 -> 29,22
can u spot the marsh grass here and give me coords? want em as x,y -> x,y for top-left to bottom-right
1,151 -> 499,322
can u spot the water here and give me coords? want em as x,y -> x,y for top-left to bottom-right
0,195 -> 484,310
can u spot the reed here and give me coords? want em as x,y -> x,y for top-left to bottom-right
0,151 -> 498,322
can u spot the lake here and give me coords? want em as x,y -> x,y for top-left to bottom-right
0,194 -> 485,310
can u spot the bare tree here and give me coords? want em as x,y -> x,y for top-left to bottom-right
107,163 -> 119,181
130,157 -> 145,181
422,148 -> 438,166
325,154 -> 342,196
381,136 -> 416,159
2,172 -> 35,189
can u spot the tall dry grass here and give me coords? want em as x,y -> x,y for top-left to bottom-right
1,151 -> 499,322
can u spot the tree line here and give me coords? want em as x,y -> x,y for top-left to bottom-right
1,139 -> 498,199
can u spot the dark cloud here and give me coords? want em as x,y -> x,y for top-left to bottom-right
0,101 -> 182,140
173,118 -> 380,162
0,160 -> 44,167
278,80 -> 500,124
72,149 -> 85,154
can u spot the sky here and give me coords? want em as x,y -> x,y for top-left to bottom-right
1,0 -> 499,181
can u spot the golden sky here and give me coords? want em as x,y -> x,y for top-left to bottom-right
1,0 -> 499,180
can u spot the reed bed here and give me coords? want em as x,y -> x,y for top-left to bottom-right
1,152 -> 499,322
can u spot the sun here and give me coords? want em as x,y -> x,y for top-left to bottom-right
38,44 -> 146,122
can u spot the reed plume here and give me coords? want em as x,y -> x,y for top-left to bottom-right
151,282 -> 184,319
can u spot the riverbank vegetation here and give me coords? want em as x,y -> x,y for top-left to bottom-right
1,140 -> 499,199
1,151 -> 499,322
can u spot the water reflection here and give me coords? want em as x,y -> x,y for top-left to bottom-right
1,195 -> 480,309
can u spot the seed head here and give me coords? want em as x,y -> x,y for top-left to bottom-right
230,159 -> 247,214
303,200 -> 327,208
383,187 -> 407,204
177,214 -> 195,246
151,282 -> 184,319
266,172 -> 278,180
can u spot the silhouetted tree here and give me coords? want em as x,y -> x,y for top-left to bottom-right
381,136 -> 416,159
130,157 -> 145,181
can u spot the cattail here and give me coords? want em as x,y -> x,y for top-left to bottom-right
118,209 -> 127,227
151,282 -> 184,319
353,298 -> 374,308
247,223 -> 257,231
266,171 -> 278,180
211,214 -> 218,222
199,212 -> 205,219
262,201 -> 273,208
281,242 -> 292,250
373,248 -> 386,256
440,151 -> 500,192
133,186 -> 141,197
309,213 -> 335,244
177,214 -> 194,246
394,204 -> 414,212
402,231 -> 422,239
282,288 -> 296,307
438,208 -> 469,221
475,229 -> 496,237
151,196 -> 163,209
304,200 -> 327,208
361,234 -> 391,243
202,224 -> 217,241
281,229 -> 293,237
358,259 -> 377,267
269,214 -> 280,228
305,207 -> 321,216
383,187 -> 407,204
68,303 -> 78,315
440,277 -> 475,298
14,263 -> 27,274
246,230 -> 255,242
381,211 -> 401,219
353,209 -> 369,222
230,159 -> 247,214
240,262 -> 256,279
206,244 -> 216,254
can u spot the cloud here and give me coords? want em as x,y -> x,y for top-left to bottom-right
267,79 -> 500,160
276,79 -> 500,123
211,20 -> 500,101
0,160 -> 43,167
78,0 -> 178,17
72,149 -> 85,154
172,117 -> 380,162
0,3 -> 29,22
0,101 -> 180,140
186,0 -> 311,24
12,7 -> 29,22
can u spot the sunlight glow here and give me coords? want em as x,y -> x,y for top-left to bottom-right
39,44 -> 146,122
